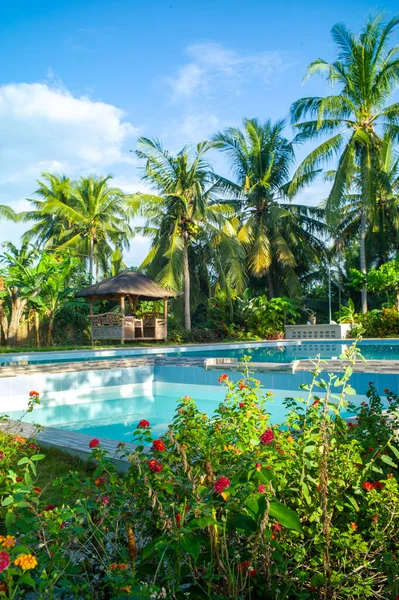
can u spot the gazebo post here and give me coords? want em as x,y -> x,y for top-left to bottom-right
120,295 -> 125,345
89,297 -> 94,345
163,298 -> 168,339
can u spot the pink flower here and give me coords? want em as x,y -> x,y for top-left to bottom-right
95,477 -> 106,487
260,429 -> 274,445
101,496 -> 110,506
257,484 -> 266,493
138,419 -> 150,428
213,476 -> 230,494
89,439 -> 100,449
0,551 -> 10,573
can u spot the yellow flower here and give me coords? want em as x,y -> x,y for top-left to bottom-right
14,554 -> 38,570
121,586 -> 131,593
13,436 -> 26,445
287,436 -> 295,443
0,535 -> 16,548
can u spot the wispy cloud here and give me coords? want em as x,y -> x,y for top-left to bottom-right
167,42 -> 289,102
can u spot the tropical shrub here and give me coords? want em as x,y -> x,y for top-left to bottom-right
1,349 -> 399,598
239,295 -> 300,338
350,307 -> 399,338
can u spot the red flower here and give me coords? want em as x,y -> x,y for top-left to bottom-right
238,560 -> 251,571
213,476 -> 230,494
312,399 -> 320,407
95,477 -> 105,486
60,521 -> 68,529
371,514 -> 379,522
384,388 -> 390,393
0,551 -> 10,573
138,419 -> 150,428
248,569 -> 257,578
152,439 -> 166,452
272,522 -> 283,531
350,522 -> 358,531
255,463 -> 262,471
257,484 -> 266,493
44,504 -> 56,511
373,481 -> 385,490
33,487 -> 41,494
362,481 -> 374,491
16,476 -> 23,482
28,443 -> 37,450
29,390 -> 39,397
238,382 -> 246,390
218,374 -> 229,384
239,402 -> 244,408
176,513 -> 181,525
89,439 -> 100,449
147,459 -> 162,473
260,429 -> 274,445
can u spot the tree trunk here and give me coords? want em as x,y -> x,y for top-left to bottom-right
267,270 -> 274,299
183,243 -> 191,331
48,315 -> 55,346
34,311 -> 40,347
360,209 -> 368,314
89,235 -> 94,281
395,290 -> 399,312
6,296 -> 27,346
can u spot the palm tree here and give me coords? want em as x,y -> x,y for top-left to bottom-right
331,135 -> 399,268
211,118 -> 325,297
21,174 -> 132,279
0,205 -> 18,221
290,14 -> 399,312
134,138 -> 245,330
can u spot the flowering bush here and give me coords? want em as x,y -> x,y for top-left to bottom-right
1,348 -> 399,598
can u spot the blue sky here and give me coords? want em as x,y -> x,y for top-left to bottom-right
1,0 -> 398,265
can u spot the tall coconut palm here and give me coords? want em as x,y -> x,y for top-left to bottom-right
290,14 -> 399,312
21,174 -> 132,279
134,138 -> 245,330
331,135 -> 399,267
211,118 -> 325,297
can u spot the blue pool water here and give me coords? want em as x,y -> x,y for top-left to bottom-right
2,339 -> 399,368
7,382 -> 357,442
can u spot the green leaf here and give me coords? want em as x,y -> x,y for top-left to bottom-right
230,514 -> 257,534
344,386 -> 356,395
17,457 -> 30,466
381,455 -> 397,468
388,444 -> 399,460
269,502 -> 302,532
180,534 -> 201,561
256,467 -> 274,484
141,536 -> 169,561
2,496 -> 14,507
163,483 -> 174,494
31,454 -> 45,461
187,516 -> 217,530
245,495 -> 259,519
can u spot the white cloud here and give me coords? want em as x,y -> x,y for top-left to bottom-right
168,42 -> 289,102
0,82 -> 153,266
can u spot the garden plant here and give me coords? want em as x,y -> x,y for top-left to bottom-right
0,346 -> 399,599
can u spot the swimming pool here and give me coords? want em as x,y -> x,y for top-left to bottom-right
2,339 -> 399,367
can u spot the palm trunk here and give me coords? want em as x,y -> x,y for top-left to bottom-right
360,209 -> 368,314
6,295 -> 27,346
34,311 -> 40,347
267,270 -> 274,299
183,243 -> 191,331
89,236 -> 94,281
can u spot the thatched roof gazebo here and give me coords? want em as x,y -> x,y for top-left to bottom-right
76,271 -> 177,344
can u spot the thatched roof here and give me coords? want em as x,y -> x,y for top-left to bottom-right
76,272 -> 178,300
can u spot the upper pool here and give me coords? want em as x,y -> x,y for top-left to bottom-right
1,339 -> 399,368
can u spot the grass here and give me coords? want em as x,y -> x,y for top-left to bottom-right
34,448 -> 95,505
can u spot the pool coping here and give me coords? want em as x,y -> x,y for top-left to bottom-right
0,420 -> 141,472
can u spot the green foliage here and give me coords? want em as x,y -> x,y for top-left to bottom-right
3,347 -> 398,597
351,307 -> 399,338
338,298 -> 357,324
239,294 -> 300,338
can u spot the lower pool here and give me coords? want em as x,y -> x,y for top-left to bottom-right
6,380 -> 360,442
